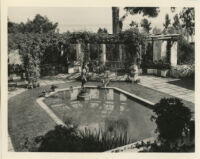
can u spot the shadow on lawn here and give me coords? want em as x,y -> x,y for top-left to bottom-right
167,79 -> 194,91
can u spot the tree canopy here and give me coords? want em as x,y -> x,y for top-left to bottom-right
124,7 -> 160,17
140,18 -> 152,33
8,14 -> 58,34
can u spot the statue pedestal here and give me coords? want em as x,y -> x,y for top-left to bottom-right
77,89 -> 90,101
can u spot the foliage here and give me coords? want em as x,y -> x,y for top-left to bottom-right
173,14 -> 181,30
97,28 -> 109,34
141,59 -> 170,70
179,8 -> 195,38
151,98 -> 192,141
140,140 -> 194,152
170,64 -> 194,79
124,7 -> 160,17
152,27 -> 162,35
163,14 -> 171,34
8,14 -> 58,34
140,18 -> 152,33
25,125 -> 131,152
178,36 -> 194,64
129,21 -> 138,28
119,28 -> 146,63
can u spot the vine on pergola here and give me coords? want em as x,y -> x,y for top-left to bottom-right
8,28 -> 147,79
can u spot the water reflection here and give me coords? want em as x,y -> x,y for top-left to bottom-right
45,88 -> 156,140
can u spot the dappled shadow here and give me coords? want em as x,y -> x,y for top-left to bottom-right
167,79 -> 194,91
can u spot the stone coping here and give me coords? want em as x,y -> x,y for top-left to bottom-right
105,137 -> 156,152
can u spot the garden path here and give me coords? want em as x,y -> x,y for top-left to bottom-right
139,75 -> 194,103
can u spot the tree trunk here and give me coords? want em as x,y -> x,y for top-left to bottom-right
112,7 -> 120,34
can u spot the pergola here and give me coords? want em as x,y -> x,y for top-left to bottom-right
69,33 -> 180,69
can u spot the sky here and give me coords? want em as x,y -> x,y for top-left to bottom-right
8,7 -> 183,34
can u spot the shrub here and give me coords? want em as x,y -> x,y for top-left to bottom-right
151,98 -> 192,142
170,64 -> 194,79
26,125 -> 131,152
178,38 -> 194,65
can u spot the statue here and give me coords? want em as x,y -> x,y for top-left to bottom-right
81,63 -> 88,89
128,59 -> 141,83
78,63 -> 90,100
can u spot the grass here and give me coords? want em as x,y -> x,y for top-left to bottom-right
167,78 -> 194,91
8,80 -> 194,151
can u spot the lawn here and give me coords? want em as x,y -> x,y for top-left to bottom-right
167,78 -> 194,91
8,81 -> 194,151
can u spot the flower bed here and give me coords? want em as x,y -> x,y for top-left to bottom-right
170,65 -> 194,79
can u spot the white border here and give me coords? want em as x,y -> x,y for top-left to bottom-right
1,0 -> 200,159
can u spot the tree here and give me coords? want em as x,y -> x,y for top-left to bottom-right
112,7 -> 121,34
152,27 -> 162,35
112,7 -> 159,34
163,14 -> 171,33
179,7 -> 195,42
111,7 -> 159,64
97,28 -> 108,34
124,7 -> 160,17
173,14 -> 181,30
140,18 -> 152,33
8,14 -> 58,34
129,21 -> 138,29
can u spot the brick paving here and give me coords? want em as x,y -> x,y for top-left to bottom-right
139,75 -> 194,103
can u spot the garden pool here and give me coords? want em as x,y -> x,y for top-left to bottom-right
44,87 -> 156,142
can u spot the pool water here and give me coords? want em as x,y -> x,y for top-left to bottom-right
44,87 -> 156,142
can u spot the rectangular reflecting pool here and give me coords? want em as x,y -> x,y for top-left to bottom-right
44,87 -> 156,142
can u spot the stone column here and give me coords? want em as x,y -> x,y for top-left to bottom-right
153,40 -> 162,62
119,44 -> 123,61
76,43 -> 81,61
161,41 -> 167,61
170,41 -> 178,66
100,44 -> 106,65
139,44 -> 142,59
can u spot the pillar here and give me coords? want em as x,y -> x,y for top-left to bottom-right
161,41 -> 167,61
119,44 -> 123,61
100,44 -> 106,65
139,44 -> 142,59
76,43 -> 81,61
170,41 -> 178,66
153,40 -> 162,62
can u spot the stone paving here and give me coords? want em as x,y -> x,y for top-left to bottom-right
139,75 -> 194,103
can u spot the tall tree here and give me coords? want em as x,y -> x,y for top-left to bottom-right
173,14 -> 181,30
163,14 -> 171,33
140,18 -> 152,33
112,7 -> 160,34
179,7 -> 195,41
112,7 -> 121,34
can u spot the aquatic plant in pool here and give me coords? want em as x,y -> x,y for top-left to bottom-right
43,87 -> 156,145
